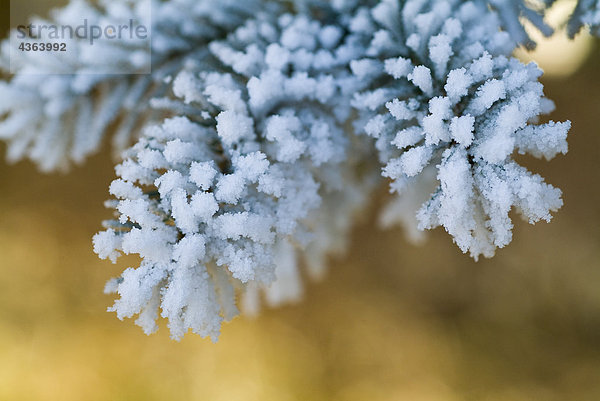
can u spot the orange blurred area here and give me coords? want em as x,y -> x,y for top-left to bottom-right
1,1 -> 600,400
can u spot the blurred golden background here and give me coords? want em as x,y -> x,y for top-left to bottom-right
1,1 -> 600,400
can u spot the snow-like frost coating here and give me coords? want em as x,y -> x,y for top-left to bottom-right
93,10 -> 375,340
350,0 -> 569,259
0,0 -> 581,339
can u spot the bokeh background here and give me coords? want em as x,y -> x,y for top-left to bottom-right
1,1 -> 599,400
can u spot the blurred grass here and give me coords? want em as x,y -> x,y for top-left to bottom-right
1,1 -> 600,400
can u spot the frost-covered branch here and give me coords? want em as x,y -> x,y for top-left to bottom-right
0,0 -> 585,340
349,0 -> 569,259
93,11 -> 376,340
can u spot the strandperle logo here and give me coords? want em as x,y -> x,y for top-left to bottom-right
9,0 -> 152,74
16,19 -> 149,45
